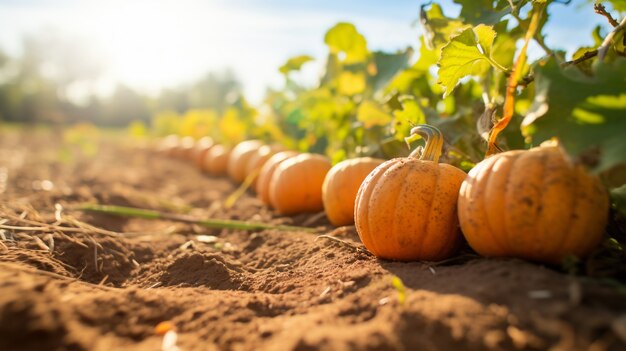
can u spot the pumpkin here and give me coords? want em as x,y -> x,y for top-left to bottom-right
227,140 -> 264,183
158,134 -> 179,157
354,125 -> 466,261
202,144 -> 231,175
177,136 -> 196,160
322,157 -> 385,226
256,151 -> 299,206
457,146 -> 609,263
269,153 -> 331,215
245,145 -> 285,190
190,137 -> 214,169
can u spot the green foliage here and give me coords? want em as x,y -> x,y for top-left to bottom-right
324,23 -> 369,63
127,120 -> 148,139
523,59 -> 626,175
279,55 -> 314,75
438,25 -> 506,97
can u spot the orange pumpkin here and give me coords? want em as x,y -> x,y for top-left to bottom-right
202,144 -> 231,176
158,134 -> 180,157
177,136 -> 196,160
322,157 -> 385,226
245,145 -> 284,189
256,151 -> 299,206
354,125 -> 466,261
190,137 -> 215,169
457,146 -> 609,263
227,140 -> 264,183
269,153 -> 331,215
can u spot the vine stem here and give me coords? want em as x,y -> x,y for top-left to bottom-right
486,56 -> 511,74
76,204 -> 318,233
486,2 -> 545,156
598,16 -> 626,61
404,124 -> 443,162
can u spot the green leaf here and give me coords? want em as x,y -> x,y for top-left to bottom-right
420,3 -> 468,51
337,71 -> 366,96
438,25 -> 501,97
605,0 -> 626,11
369,49 -> 412,92
452,0 -> 519,25
324,23 -> 369,64
523,58 -> 626,174
357,100 -> 392,128
392,97 -> 426,141
279,55 -> 314,75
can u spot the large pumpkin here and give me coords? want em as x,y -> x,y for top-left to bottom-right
354,125 -> 466,261
227,140 -> 264,183
256,151 -> 298,206
322,157 -> 385,226
202,144 -> 231,176
269,153 -> 331,215
457,146 -> 609,263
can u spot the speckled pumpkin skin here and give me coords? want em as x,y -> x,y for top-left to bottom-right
354,158 -> 467,261
458,146 -> 609,263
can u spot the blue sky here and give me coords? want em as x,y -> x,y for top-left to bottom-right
0,0 -> 611,104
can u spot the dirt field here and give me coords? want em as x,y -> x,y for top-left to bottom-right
1,128 -> 625,351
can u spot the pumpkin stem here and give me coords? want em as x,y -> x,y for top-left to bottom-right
404,124 -> 443,162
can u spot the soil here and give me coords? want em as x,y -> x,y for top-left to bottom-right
1,128 -> 626,351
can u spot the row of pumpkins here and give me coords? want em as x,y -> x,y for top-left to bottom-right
158,125 -> 609,265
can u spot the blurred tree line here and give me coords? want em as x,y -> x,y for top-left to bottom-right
0,31 -> 241,127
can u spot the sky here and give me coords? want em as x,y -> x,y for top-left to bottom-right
0,0 -> 610,104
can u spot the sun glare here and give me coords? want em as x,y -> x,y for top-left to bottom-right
84,0 -> 229,91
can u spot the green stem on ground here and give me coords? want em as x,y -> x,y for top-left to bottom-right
77,204 -> 318,233
224,168 -> 260,209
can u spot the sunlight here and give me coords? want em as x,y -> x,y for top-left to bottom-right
86,0 -> 229,91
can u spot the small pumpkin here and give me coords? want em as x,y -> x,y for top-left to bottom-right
354,125 -> 466,261
457,145 -> 609,263
190,137 -> 215,169
202,144 -> 231,176
245,145 -> 284,189
269,153 -> 331,215
177,136 -> 196,160
158,134 -> 180,157
322,157 -> 385,226
227,140 -> 264,183
256,151 -> 299,206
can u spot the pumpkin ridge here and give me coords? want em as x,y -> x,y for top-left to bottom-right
539,150 -> 575,259
474,156 -> 517,256
414,162 -> 439,261
381,161 -> 409,258
562,169 -> 590,256
481,156 -> 511,256
530,152 -> 549,258
359,161 -> 393,256
427,164 -> 454,261
504,151 -> 539,258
